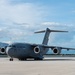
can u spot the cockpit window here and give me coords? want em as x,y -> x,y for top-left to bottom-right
9,45 -> 12,47
9,45 -> 16,48
12,45 -> 16,47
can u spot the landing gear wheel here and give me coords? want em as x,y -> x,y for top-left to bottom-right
10,58 -> 13,61
19,58 -> 27,61
34,58 -> 43,60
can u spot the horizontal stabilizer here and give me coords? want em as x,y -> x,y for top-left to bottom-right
49,30 -> 68,32
35,30 -> 45,33
34,28 -> 68,33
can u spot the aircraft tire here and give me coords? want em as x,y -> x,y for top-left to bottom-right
19,58 -> 27,61
9,58 -> 13,61
34,58 -> 43,60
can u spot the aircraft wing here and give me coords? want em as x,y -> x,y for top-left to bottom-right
43,45 -> 75,50
31,44 -> 75,50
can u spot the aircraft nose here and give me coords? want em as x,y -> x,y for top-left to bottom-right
6,47 -> 12,55
6,46 -> 15,57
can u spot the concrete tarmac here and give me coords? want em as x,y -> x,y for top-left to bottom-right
0,57 -> 75,75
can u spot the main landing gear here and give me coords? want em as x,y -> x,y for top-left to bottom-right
19,58 -> 27,61
9,58 -> 43,61
34,58 -> 43,60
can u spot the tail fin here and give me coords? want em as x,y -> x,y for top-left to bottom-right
35,28 -> 68,45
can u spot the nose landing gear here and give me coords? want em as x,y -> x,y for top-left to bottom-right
9,58 -> 13,61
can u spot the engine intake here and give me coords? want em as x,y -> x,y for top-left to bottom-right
52,48 -> 61,55
34,46 -> 40,54
0,48 -> 6,54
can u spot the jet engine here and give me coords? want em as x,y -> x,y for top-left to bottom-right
34,46 -> 40,54
52,47 -> 61,54
0,48 -> 6,54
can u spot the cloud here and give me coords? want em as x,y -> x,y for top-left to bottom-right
0,0 -> 42,24
41,22 -> 74,27
42,22 -> 60,26
0,0 -> 46,42
41,21 -> 75,32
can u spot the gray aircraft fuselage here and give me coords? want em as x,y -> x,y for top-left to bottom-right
6,43 -> 46,60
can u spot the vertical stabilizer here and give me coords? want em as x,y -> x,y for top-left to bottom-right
42,28 -> 50,45
35,28 -> 68,45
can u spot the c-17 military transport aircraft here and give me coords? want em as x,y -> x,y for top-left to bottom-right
0,28 -> 75,61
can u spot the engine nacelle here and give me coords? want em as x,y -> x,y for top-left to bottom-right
34,46 -> 40,54
52,47 -> 61,55
0,48 -> 6,54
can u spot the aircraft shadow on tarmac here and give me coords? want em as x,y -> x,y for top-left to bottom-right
43,59 -> 74,61
20,58 -> 75,61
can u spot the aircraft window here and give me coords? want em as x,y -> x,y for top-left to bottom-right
9,45 -> 12,47
12,45 -> 16,48
9,45 -> 16,48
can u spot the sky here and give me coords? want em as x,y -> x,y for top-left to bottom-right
0,0 -> 75,54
